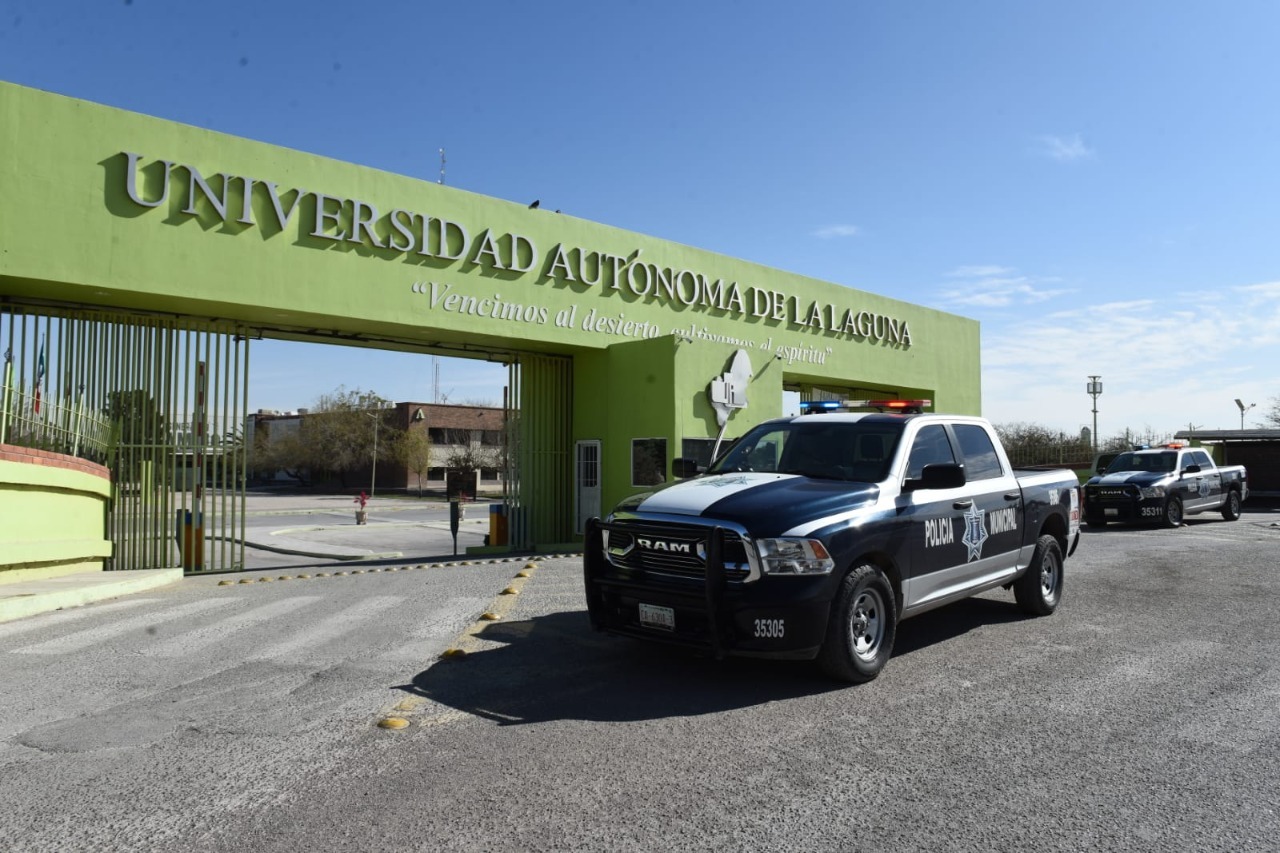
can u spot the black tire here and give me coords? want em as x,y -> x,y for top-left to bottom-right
1014,534 -> 1064,616
817,564 -> 896,683
1220,489 -> 1242,521
1162,496 -> 1183,528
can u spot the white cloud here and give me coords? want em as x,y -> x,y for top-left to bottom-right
947,265 -> 1015,278
936,266 -> 1073,308
813,224 -> 860,239
978,281 -> 1280,434
1037,133 -> 1094,162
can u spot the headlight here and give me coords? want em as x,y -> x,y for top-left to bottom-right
756,538 -> 835,575
1140,486 -> 1166,499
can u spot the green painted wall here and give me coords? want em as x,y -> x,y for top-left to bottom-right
1,81 -> 983,535
0,451 -> 112,579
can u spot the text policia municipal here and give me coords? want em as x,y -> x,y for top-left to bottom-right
120,152 -> 913,346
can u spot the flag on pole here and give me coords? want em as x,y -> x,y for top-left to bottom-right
1,348 -> 14,444
34,336 -> 46,415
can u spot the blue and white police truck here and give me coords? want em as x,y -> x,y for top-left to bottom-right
1082,442 -> 1248,528
584,401 -> 1081,683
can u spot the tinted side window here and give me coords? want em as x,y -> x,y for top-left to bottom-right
953,424 -> 1004,481
1190,450 -> 1213,469
906,425 -> 956,479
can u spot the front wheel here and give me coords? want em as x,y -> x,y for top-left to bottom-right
1014,534 -> 1064,616
1163,496 -> 1184,528
818,564 -> 897,683
1220,490 -> 1242,521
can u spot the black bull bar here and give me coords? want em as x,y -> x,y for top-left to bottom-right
583,517 -> 732,659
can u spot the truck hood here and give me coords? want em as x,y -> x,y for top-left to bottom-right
613,472 -> 881,537
1089,471 -> 1170,488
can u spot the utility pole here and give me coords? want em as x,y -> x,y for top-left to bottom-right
1235,398 -> 1255,429
1086,376 -> 1103,452
364,410 -> 380,497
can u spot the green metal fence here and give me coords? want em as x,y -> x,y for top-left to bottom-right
1,307 -> 249,572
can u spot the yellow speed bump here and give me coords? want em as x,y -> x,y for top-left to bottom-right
218,579 -> 234,586
377,717 -> 410,730
515,570 -> 531,578
480,612 -> 500,621
440,647 -> 468,660
500,587 -> 519,596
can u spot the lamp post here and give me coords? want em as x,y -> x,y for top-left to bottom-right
1086,376 -> 1103,452
364,410 -> 380,497
1235,398 -> 1255,429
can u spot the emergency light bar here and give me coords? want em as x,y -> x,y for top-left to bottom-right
799,399 -> 933,415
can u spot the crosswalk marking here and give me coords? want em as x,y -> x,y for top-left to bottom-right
13,598 -> 235,655
0,597 -> 157,642
143,596 -> 324,658
377,596 -> 490,663
248,596 -> 403,661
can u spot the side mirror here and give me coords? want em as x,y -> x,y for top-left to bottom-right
1183,464 -> 1201,474
905,463 -> 966,492
671,458 -> 703,479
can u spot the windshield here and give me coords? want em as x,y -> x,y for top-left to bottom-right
708,420 -> 904,482
1106,451 -> 1177,474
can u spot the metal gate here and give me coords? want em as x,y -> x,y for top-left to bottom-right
505,353 -> 573,548
1,307 -> 249,572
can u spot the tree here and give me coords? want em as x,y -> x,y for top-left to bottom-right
105,389 -> 169,480
397,428 -> 433,497
444,445 -> 501,499
260,386 -> 401,487
1264,395 -> 1280,428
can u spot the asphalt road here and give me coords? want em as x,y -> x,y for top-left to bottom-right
2,506 -> 1278,852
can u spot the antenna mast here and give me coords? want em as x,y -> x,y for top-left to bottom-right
438,148 -> 446,185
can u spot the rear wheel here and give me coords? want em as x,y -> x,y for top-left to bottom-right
1014,534 -> 1063,616
1220,490 -> 1242,521
1163,496 -> 1183,528
818,564 -> 896,683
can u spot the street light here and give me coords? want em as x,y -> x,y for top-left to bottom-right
1086,376 -> 1103,452
364,410 -> 380,497
1235,398 -> 1255,429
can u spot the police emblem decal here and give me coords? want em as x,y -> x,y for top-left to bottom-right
962,504 -> 988,562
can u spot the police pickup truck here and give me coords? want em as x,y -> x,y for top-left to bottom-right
584,402 -> 1081,683
1082,443 -> 1248,528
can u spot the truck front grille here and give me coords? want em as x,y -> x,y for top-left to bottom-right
604,523 -> 752,582
1091,486 -> 1137,501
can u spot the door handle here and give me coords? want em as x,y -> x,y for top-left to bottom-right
1003,493 -> 1020,501
953,500 -> 973,509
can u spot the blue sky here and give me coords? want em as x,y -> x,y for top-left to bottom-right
3,1 -> 1278,437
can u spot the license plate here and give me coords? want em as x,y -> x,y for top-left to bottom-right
1105,508 -> 1118,517
638,603 -> 675,631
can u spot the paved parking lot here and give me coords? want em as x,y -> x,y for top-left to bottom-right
1,504 -> 1277,851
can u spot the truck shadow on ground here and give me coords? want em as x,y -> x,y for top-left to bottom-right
397,597 -> 1035,726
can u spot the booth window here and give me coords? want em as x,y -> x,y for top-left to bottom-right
632,438 -> 668,486
681,438 -> 728,470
